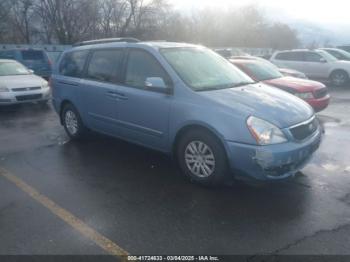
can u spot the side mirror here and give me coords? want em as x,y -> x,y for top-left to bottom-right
28,69 -> 34,74
144,77 -> 173,94
319,58 -> 327,63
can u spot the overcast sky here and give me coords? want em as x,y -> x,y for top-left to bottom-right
170,0 -> 350,25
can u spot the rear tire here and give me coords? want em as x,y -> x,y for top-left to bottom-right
330,70 -> 348,87
61,104 -> 87,140
176,129 -> 230,186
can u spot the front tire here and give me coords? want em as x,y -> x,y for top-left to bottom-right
330,70 -> 348,87
177,129 -> 230,186
62,104 -> 86,139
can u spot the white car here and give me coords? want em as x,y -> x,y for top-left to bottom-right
270,49 -> 350,86
0,59 -> 51,105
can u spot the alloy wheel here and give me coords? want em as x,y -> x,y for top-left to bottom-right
184,141 -> 216,178
65,110 -> 79,135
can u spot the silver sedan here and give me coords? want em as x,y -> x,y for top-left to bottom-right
0,59 -> 51,105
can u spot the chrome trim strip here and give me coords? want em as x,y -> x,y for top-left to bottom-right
289,115 -> 315,129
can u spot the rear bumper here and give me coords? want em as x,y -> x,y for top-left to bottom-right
306,94 -> 330,112
0,89 -> 51,105
226,126 -> 322,181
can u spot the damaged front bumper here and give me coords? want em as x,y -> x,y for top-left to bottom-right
226,126 -> 322,181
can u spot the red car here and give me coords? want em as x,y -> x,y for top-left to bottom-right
231,59 -> 330,112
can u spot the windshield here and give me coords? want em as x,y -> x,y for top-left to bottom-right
316,50 -> 338,62
161,47 -> 254,91
0,61 -> 30,76
243,62 -> 283,81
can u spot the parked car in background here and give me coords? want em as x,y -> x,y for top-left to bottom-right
214,48 -> 249,59
52,39 -> 322,185
319,48 -> 350,61
337,45 -> 350,53
270,49 -> 350,86
214,48 -> 233,58
231,59 -> 330,112
47,51 -> 63,64
0,59 -> 51,105
0,49 -> 52,80
232,55 -> 307,79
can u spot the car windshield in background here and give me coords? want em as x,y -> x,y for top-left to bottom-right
330,49 -> 350,60
0,62 -> 30,76
316,50 -> 338,62
21,50 -> 45,61
161,47 -> 255,91
244,62 -> 283,81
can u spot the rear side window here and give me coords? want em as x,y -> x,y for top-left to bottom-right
21,50 -> 45,61
275,52 -> 304,61
304,52 -> 323,62
125,50 -> 169,88
0,51 -> 15,59
59,51 -> 89,78
327,50 -> 342,59
86,49 -> 124,83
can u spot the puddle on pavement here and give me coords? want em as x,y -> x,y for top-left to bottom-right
317,115 -> 341,128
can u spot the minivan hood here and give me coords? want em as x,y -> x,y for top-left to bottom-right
200,83 -> 314,128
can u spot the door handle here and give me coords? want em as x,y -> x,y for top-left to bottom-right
106,91 -> 128,100
116,93 -> 128,100
106,91 -> 118,98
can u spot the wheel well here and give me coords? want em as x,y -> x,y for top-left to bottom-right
330,69 -> 349,78
172,125 -> 226,158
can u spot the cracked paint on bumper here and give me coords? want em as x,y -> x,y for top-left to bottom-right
226,127 -> 323,181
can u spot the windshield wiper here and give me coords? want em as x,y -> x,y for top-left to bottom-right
231,81 -> 255,87
196,81 -> 255,92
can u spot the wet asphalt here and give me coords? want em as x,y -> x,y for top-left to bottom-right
0,87 -> 349,257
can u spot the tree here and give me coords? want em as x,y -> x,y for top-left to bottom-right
36,0 -> 99,44
0,0 -> 300,48
268,23 -> 300,50
0,0 -> 10,42
6,0 -> 36,44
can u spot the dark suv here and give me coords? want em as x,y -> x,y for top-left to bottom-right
0,49 -> 52,80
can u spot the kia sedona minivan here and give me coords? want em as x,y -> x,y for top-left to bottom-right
52,39 -> 322,185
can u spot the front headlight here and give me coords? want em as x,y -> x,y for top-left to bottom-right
41,82 -> 50,89
294,92 -> 313,99
0,86 -> 9,92
247,116 -> 287,145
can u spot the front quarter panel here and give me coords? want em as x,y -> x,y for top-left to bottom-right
168,88 -> 257,151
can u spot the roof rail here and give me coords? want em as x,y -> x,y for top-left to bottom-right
73,37 -> 140,47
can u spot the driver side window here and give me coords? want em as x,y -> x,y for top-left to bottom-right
125,50 -> 169,89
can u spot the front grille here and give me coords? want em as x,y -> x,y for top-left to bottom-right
12,86 -> 41,92
16,94 -> 42,101
313,88 -> 328,99
290,118 -> 318,141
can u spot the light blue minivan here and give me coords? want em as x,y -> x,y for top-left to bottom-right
52,39 -> 322,185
